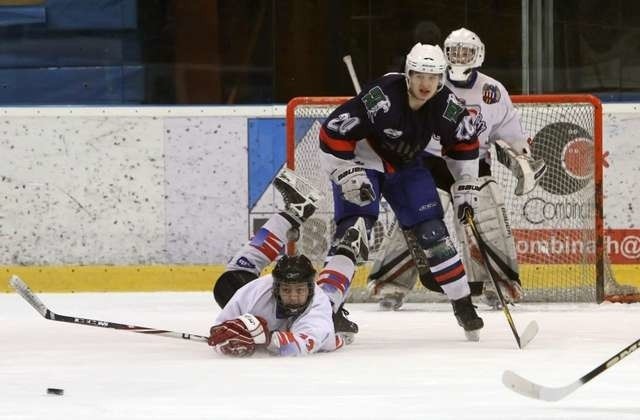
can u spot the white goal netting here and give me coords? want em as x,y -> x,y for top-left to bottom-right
286,95 -> 632,303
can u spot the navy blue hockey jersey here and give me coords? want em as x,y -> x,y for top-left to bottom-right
319,73 -> 479,172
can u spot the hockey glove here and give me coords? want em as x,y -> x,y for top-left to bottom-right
208,314 -> 269,357
330,165 -> 375,207
494,140 -> 546,196
451,176 -> 483,225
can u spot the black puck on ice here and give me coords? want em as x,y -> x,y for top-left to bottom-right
46,388 -> 64,396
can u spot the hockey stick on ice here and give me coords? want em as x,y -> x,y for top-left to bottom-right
503,338 -> 640,401
9,275 -> 209,343
464,210 -> 538,349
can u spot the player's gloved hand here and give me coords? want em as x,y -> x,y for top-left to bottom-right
208,313 -> 269,357
330,165 -> 375,207
451,175 -> 481,224
498,278 -> 524,303
485,278 -> 525,309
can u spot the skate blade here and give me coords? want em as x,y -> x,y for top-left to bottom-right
378,300 -> 403,311
464,329 -> 480,342
337,332 -> 356,345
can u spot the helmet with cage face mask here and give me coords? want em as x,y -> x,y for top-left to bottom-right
444,28 -> 485,82
272,254 -> 316,317
404,43 -> 447,91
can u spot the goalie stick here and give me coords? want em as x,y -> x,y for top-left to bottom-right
464,210 -> 538,349
9,275 -> 208,343
503,337 -> 640,401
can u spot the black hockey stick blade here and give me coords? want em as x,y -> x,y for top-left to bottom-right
9,275 -> 209,343
464,210 -> 538,349
503,337 -> 640,401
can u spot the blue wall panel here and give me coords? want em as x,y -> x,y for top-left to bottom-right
0,6 -> 45,27
0,65 -> 144,104
45,0 -> 137,30
247,118 -> 286,209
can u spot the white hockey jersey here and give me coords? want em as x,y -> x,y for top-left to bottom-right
215,276 -> 339,356
425,71 -> 528,163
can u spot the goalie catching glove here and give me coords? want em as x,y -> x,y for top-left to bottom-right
208,313 -> 269,357
330,163 -> 375,207
494,140 -> 546,196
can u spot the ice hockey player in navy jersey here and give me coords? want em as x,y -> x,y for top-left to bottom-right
318,43 -> 484,341
208,168 -> 368,356
367,28 -> 547,312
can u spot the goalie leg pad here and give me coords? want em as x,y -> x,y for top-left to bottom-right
367,225 -> 419,310
452,176 -> 523,304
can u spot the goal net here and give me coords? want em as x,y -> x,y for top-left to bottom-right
285,95 -> 630,303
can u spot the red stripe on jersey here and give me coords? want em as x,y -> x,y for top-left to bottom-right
276,331 -> 296,345
253,232 -> 284,261
275,331 -> 302,354
433,260 -> 465,285
265,235 -> 282,250
446,139 -> 479,153
317,269 -> 349,293
383,160 -> 396,173
319,126 -> 357,153
335,335 -> 345,350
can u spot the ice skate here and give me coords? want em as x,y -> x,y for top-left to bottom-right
274,168 -> 322,224
451,295 -> 484,341
367,281 -> 408,311
334,217 -> 369,263
379,292 -> 406,311
332,304 -> 358,344
481,287 -> 502,310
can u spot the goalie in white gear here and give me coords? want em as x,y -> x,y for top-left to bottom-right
367,28 -> 546,310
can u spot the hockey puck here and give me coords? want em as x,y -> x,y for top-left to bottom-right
46,388 -> 64,396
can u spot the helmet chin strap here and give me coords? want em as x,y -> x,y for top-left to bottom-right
447,68 -> 478,88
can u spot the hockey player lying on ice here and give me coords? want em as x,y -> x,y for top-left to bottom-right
207,169 -> 368,357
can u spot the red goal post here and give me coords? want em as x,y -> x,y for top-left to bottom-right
285,94 -> 629,303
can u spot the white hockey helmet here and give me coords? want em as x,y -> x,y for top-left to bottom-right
444,28 -> 485,82
405,43 -> 447,89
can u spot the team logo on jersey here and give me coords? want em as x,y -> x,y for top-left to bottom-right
383,128 -> 403,139
482,83 -> 501,104
443,93 -> 465,122
455,114 -> 477,141
466,105 -> 487,137
234,256 -> 256,270
361,86 -> 391,122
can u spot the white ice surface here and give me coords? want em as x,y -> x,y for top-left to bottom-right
1,292 -> 639,420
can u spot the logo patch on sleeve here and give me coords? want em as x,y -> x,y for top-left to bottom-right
443,93 -> 465,122
361,86 -> 391,122
482,83 -> 501,104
